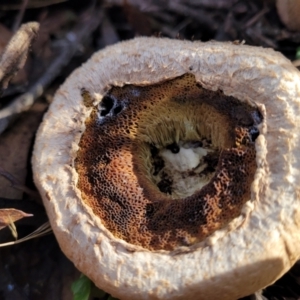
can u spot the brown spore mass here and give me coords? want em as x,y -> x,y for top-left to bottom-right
75,74 -> 261,251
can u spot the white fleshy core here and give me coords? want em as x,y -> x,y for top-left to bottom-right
159,142 -> 216,198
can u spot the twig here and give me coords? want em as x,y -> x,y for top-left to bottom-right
0,167 -> 40,199
0,22 -> 39,95
166,2 -> 217,31
0,6 -> 103,134
98,13 -> 119,47
0,221 -> 52,247
244,6 -> 270,29
246,27 -> 277,48
181,0 -> 239,9
0,197 -> 44,212
151,11 -> 176,24
152,18 -> 192,38
151,20 -> 181,38
12,0 -> 29,32
105,0 -> 161,13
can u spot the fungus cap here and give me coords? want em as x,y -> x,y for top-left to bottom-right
33,37 -> 300,300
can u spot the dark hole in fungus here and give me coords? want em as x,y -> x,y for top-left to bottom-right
166,142 -> 180,153
150,144 -> 159,156
251,110 -> 263,125
153,156 -> 165,176
100,95 -> 115,116
145,203 -> 155,218
232,105 -> 255,126
249,127 -> 260,142
190,141 -> 203,148
202,152 -> 219,173
157,175 -> 173,194
113,104 -> 124,115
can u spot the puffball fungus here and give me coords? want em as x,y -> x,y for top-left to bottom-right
33,37 -> 300,300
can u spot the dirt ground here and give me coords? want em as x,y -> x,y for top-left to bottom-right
0,0 -> 300,299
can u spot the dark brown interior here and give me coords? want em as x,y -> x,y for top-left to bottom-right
75,74 -> 262,251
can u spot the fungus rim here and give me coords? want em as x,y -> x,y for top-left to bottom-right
33,37 -> 300,300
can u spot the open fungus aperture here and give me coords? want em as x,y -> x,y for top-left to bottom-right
33,38 -> 300,300
76,74 -> 260,250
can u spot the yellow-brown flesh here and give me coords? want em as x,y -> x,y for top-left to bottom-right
76,74 -> 261,251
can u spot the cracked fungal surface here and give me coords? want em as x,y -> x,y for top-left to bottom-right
75,74 -> 262,251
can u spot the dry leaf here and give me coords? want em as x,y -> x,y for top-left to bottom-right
0,100 -> 48,200
0,23 -> 13,52
0,208 -> 33,230
123,0 -> 152,36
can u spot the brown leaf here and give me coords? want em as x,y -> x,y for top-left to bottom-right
0,100 -> 48,200
123,0 -> 152,36
0,23 -> 13,52
0,208 -> 33,230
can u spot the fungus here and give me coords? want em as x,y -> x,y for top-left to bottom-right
32,38 -> 300,300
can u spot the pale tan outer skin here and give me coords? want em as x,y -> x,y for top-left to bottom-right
32,38 -> 300,300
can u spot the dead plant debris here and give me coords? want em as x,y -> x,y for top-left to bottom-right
0,0 -> 300,299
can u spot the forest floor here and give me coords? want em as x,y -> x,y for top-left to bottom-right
0,0 -> 300,299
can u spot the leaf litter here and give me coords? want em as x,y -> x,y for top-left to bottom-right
0,0 -> 300,299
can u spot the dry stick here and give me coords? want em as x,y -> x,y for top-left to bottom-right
244,6 -> 270,29
0,197 -> 43,209
182,0 -> 239,9
105,0 -> 161,13
152,18 -> 192,38
99,13 -> 119,47
166,2 -> 217,31
0,167 -> 40,199
108,0 -> 216,29
151,11 -> 176,24
0,7 -> 103,135
0,221 -> 52,247
246,27 -> 277,48
12,0 -> 29,32
0,22 -> 39,95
